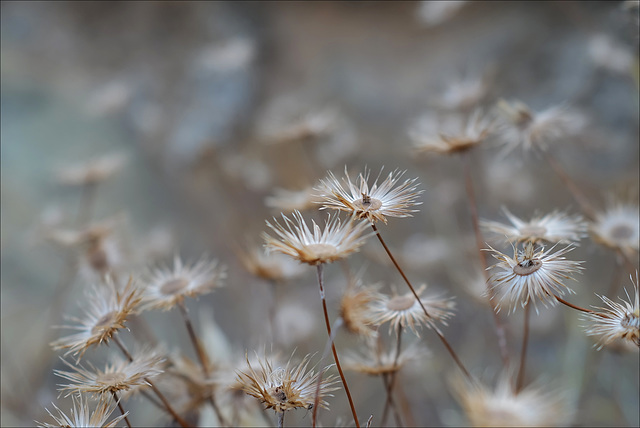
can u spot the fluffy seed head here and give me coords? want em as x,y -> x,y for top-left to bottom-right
590,200 -> 639,257
481,207 -> 588,245
315,167 -> 423,224
37,395 -> 127,428
55,348 -> 165,398
51,276 -> 142,359
584,272 -> 640,349
141,255 -> 226,311
263,210 -> 373,265
235,352 -> 339,413
486,242 -> 584,314
370,284 -> 456,336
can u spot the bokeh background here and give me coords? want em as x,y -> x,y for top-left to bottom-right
1,1 -> 638,427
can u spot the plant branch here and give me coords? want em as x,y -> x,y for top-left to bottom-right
516,302 -> 530,392
371,223 -> 471,380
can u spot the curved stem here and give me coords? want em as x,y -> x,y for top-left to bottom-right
371,223 -> 471,380
516,302 -> 531,392
553,294 -> 600,315
462,152 -> 510,365
112,335 -> 190,428
312,316 -> 342,426
314,264 -> 360,428
111,391 -> 132,428
177,302 -> 227,427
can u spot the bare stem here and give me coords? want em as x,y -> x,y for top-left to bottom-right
112,335 -> 190,428
111,391 -> 132,428
516,302 -> 531,392
312,316 -> 342,426
314,264 -> 360,428
381,325 -> 403,427
462,152 -> 510,365
371,223 -> 472,380
177,302 -> 228,427
278,410 -> 285,428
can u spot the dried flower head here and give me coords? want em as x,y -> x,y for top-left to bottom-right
55,153 -> 128,186
339,276 -> 383,340
486,242 -> 584,314
236,244 -> 306,282
141,255 -> 226,311
263,210 -> 373,265
481,207 -> 587,245
235,352 -> 339,413
435,72 -> 492,112
370,284 -> 456,336
168,354 -> 218,415
496,100 -> 585,154
452,373 -> 573,427
585,273 -> 640,349
55,347 -> 165,397
51,276 -> 142,358
265,187 -> 322,213
45,216 -> 126,278
315,167 -> 423,224
260,106 -> 338,146
37,395 -> 127,428
409,109 -> 495,155
590,200 -> 639,257
344,342 -> 427,376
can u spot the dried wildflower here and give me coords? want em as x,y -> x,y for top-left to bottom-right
435,72 -> 492,112
235,352 -> 339,413
169,354 -> 218,415
588,33 -> 635,75
452,374 -> 572,427
496,100 -> 585,154
37,395 -> 127,428
260,106 -> 338,146
344,343 -> 427,376
55,153 -> 127,186
141,255 -> 226,311
486,242 -> 584,314
56,348 -> 165,397
263,210 -> 372,265
585,273 -> 640,349
370,285 -> 456,336
339,277 -> 382,340
315,167 -> 423,224
265,187 -> 321,213
45,216 -> 125,278
51,276 -> 142,358
590,200 -> 639,257
236,245 -> 305,282
409,109 -> 495,155
481,207 -> 587,245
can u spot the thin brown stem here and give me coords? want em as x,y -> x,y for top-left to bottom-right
111,391 -> 132,428
462,152 -> 510,366
371,223 -> 472,380
314,264 -> 360,428
278,410 -> 285,428
381,325 -> 403,427
112,335 -> 190,428
177,302 -> 228,427
516,302 -> 531,392
553,294 -> 598,314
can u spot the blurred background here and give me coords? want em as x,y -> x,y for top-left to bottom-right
1,1 -> 638,427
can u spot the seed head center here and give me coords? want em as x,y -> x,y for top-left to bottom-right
609,224 -> 634,241
621,313 -> 640,330
513,258 -> 542,276
353,195 -> 382,211
160,278 -> 189,295
519,225 -> 548,238
92,311 -> 117,334
387,295 -> 416,311
305,243 -> 338,260
97,371 -> 127,386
